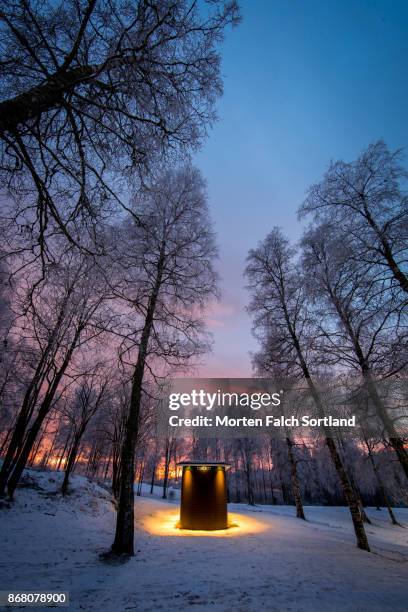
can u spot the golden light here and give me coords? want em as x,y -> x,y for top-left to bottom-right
178,461 -> 229,530
140,507 -> 268,537
31,454 -> 66,467
140,460 -> 269,536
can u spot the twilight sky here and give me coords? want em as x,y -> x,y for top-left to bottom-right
193,0 -> 408,377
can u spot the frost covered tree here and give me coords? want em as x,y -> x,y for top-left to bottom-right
0,249 -> 113,498
245,228 -> 370,551
299,141 -> 408,295
301,221 -> 408,481
0,0 -> 239,260
0,258 -> 18,433
60,364 -> 111,495
107,165 -> 218,556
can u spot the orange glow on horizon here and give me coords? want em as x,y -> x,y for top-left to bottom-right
154,462 -> 182,480
31,454 -> 67,467
47,456 -> 67,467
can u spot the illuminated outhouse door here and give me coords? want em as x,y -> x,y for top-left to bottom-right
177,461 -> 230,530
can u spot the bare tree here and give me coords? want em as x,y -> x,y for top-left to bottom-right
0,0 -> 239,261
301,221 -> 408,481
107,164 -> 218,556
0,258 -> 27,437
60,364 -> 110,495
239,438 -> 255,505
245,228 -> 370,551
360,426 -> 401,526
109,384 -> 131,499
0,249 -> 112,498
161,434 -> 176,499
299,140 -> 408,294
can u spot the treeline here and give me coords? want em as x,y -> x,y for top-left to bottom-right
5,416 -> 405,523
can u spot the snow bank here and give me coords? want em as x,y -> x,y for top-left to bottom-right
0,470 -> 407,611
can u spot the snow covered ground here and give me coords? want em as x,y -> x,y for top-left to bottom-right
0,469 -> 407,611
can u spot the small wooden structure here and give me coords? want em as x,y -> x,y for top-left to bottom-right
177,461 -> 230,530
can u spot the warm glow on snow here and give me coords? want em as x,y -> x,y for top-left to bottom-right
140,508 -> 268,537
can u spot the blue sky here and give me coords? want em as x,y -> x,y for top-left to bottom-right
193,0 -> 408,377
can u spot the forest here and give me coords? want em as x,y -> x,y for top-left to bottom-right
0,0 -> 407,577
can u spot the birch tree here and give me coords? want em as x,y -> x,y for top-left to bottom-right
0,250 -> 112,498
108,164 -> 218,556
60,365 -> 110,495
301,221 -> 408,481
299,141 -> 408,295
245,228 -> 370,551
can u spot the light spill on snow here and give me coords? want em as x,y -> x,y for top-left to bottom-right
141,507 -> 267,537
0,468 -> 407,611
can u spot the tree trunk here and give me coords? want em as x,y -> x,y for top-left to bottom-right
363,372 -> 408,482
112,455 -> 122,500
267,461 -> 277,505
150,460 -> 156,494
6,329 -> 82,498
29,429 -> 46,466
61,437 -> 81,496
42,422 -> 60,469
0,425 -> 14,458
286,437 -> 306,520
137,456 -> 145,497
327,284 -> 408,482
324,436 -> 370,550
286,319 -> 370,551
259,458 -> 268,503
103,452 -> 112,482
336,433 -> 371,525
0,390 -> 38,495
242,448 -> 255,506
111,251 -> 164,556
162,439 -> 172,499
61,416 -> 91,496
234,456 -> 241,503
0,291 -> 75,495
364,441 -> 401,526
7,402 -> 52,498
0,65 -> 96,132
110,369 -> 141,555
56,431 -> 71,471
361,197 -> 408,294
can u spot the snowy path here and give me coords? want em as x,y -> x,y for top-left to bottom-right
0,471 -> 407,611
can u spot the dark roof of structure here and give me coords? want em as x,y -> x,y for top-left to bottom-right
177,460 -> 230,467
